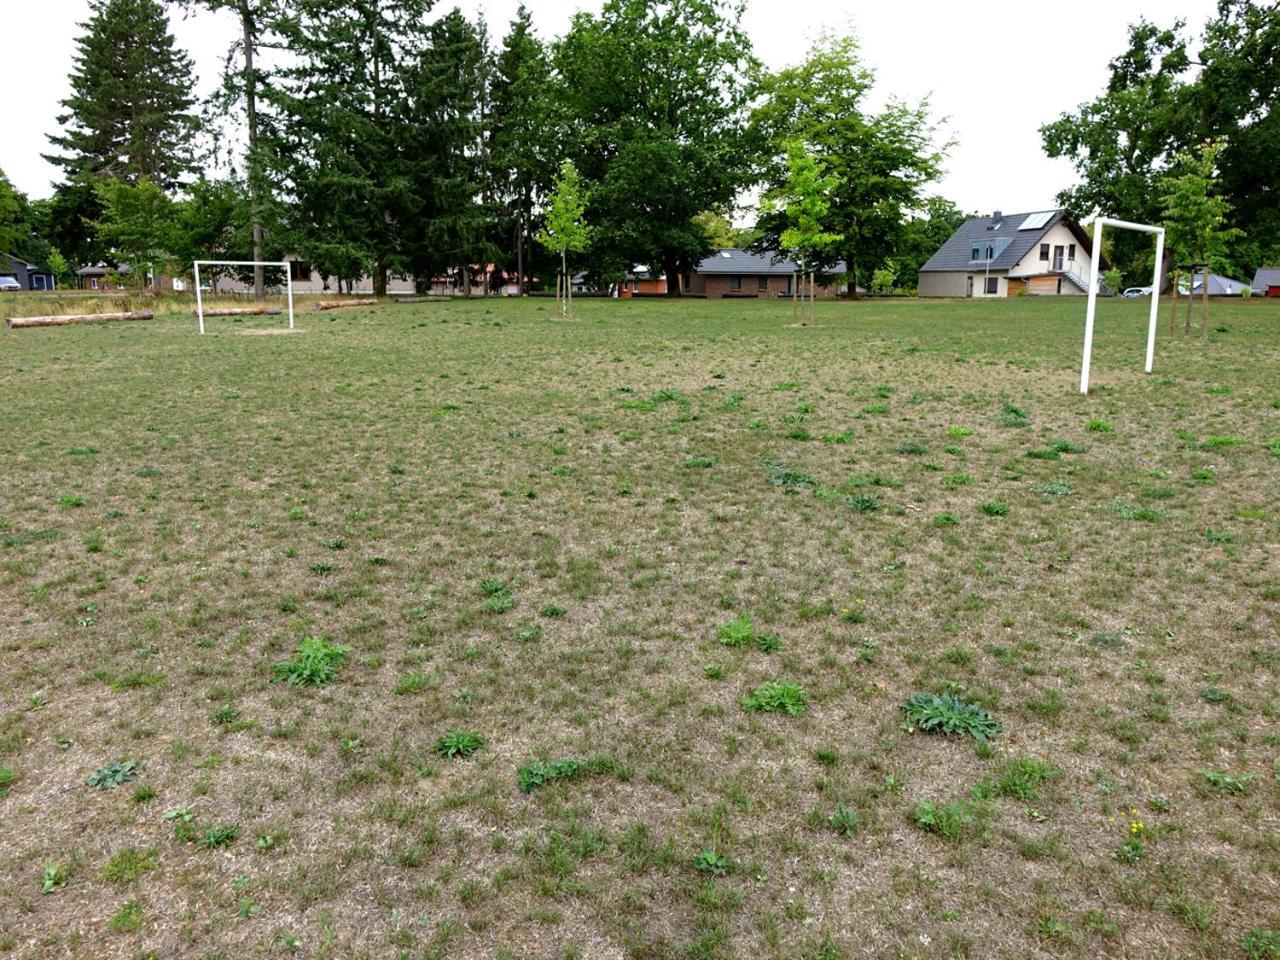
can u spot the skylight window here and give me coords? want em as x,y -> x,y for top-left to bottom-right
720,251 -> 733,258
1018,211 -> 1054,230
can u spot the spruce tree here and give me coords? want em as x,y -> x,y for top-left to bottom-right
490,5 -> 553,294
46,0 -> 198,188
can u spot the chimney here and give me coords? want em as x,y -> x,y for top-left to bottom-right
991,210 -> 1003,226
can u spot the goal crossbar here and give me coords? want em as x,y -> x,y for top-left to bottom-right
1080,218 -> 1164,394
194,260 -> 295,334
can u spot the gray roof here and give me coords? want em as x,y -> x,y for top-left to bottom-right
919,210 -> 1093,273
1190,273 -> 1249,296
1252,267 -> 1280,291
695,249 -> 847,276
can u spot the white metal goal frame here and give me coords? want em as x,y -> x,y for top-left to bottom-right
194,260 -> 295,334
1080,217 -> 1165,394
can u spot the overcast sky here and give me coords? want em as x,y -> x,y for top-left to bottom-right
3,0 -> 1218,216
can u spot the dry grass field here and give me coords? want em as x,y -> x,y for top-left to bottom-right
0,294 -> 1277,960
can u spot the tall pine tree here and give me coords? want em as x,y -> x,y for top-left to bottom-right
178,0 -> 288,298
46,0 -> 198,188
489,5 -> 553,294
270,0 -> 436,295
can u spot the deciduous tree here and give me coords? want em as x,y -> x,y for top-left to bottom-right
536,161 -> 591,318
554,0 -> 756,295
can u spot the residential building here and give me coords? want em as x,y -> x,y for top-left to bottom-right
918,210 -> 1104,298
2,253 -> 57,290
1251,267 -> 1280,297
686,249 -> 849,299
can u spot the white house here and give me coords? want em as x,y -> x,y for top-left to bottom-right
918,210 -> 1105,298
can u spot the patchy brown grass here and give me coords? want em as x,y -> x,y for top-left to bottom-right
0,295 -> 1277,959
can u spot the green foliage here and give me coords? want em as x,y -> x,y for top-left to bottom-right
0,763 -> 13,797
554,0 -> 755,291
107,900 -> 143,933
1198,769 -> 1258,795
434,730 -> 485,760
273,636 -> 350,687
199,824 -> 239,850
1159,141 -> 1243,298
41,863 -> 66,894
718,614 -> 755,646
1086,418 -> 1113,433
101,848 -> 158,883
692,848 -> 731,875
742,680 -> 808,715
1242,928 -> 1280,959
751,31 -> 944,288
911,798 -> 974,839
901,693 -> 1001,742
979,501 -> 1009,517
826,804 -> 861,837
974,758 -> 1057,801
46,0 -> 198,187
93,177 -> 173,287
517,758 -> 582,793
86,760 -> 139,790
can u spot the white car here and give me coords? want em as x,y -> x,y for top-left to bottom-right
0,276 -> 21,292
1121,286 -> 1153,298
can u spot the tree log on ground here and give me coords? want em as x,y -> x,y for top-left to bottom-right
6,310 -> 155,329
314,299 -> 377,311
202,306 -> 283,317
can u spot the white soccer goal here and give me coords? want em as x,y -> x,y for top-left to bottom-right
1079,217 -> 1165,394
194,260 -> 295,334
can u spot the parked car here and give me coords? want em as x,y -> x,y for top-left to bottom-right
1121,286 -> 1153,298
0,276 -> 22,292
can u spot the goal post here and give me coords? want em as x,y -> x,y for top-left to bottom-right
1080,218 -> 1164,395
194,260 -> 295,334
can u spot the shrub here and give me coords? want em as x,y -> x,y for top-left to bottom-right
273,636 -> 350,686
901,693 -> 1000,742
434,730 -> 485,760
980,501 -> 1009,517
742,680 -> 808,715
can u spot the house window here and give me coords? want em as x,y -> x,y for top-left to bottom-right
1068,244 -> 1076,261
985,277 -> 999,295
90,278 -> 99,289
971,246 -> 981,261
631,280 -> 638,292
1039,243 -> 1050,261
289,260 -> 310,282
757,276 -> 768,292
985,245 -> 995,260
730,275 -> 741,291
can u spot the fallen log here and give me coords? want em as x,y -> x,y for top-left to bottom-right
201,306 -> 283,317
6,310 -> 155,330
314,298 -> 377,311
393,295 -> 450,303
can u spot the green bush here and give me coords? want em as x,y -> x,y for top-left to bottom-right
273,636 -> 350,686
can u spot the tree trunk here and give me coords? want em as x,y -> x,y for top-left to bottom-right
1184,271 -> 1193,335
792,270 -> 797,323
241,4 -> 265,302
516,200 -> 525,296
374,263 -> 388,298
661,254 -> 682,298
462,264 -> 471,299
8,310 -> 154,329
1168,270 -> 1179,335
1201,264 -> 1209,336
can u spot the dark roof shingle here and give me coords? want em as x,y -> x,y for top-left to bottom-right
920,210 -> 1070,273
